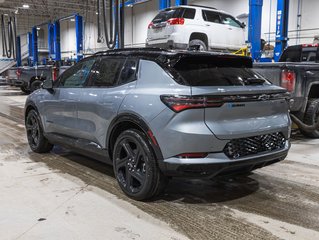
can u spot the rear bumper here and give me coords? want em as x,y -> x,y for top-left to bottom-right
160,141 -> 290,178
146,40 -> 188,50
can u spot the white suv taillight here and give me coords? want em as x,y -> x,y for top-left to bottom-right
166,18 -> 184,25
281,69 -> 296,92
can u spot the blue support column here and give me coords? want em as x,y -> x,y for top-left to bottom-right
32,27 -> 38,66
274,0 -> 289,62
159,0 -> 170,10
248,0 -> 263,61
16,36 -> 21,67
27,32 -> 33,66
48,23 -> 55,59
75,15 -> 83,62
175,0 -> 187,6
53,21 -> 61,62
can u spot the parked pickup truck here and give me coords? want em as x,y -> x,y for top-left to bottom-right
254,44 -> 319,138
16,65 -> 54,93
2,67 -> 18,86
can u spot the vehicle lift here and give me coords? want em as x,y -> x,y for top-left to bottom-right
249,0 -> 289,62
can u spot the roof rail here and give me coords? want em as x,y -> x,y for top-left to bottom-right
188,4 -> 217,10
93,47 -> 168,56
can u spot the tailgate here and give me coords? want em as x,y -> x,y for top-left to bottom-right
192,86 -> 290,140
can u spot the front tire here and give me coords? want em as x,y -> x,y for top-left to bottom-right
301,99 -> 319,138
26,109 -> 53,153
113,129 -> 168,200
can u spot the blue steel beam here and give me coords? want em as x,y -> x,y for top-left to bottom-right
274,0 -> 289,62
248,0 -> 263,61
175,0 -> 187,6
53,21 -> 61,62
16,36 -> 21,67
32,27 -> 38,66
75,15 -> 83,62
27,32 -> 32,66
48,23 -> 55,59
159,0 -> 170,10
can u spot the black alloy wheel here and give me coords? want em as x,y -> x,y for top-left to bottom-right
113,129 -> 168,200
25,109 -> 53,153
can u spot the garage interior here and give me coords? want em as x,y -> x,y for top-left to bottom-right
0,0 -> 319,240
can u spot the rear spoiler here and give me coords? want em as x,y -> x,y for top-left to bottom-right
167,54 -> 253,68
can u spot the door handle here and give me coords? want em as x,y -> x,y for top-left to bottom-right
228,27 -> 233,30
205,24 -> 210,26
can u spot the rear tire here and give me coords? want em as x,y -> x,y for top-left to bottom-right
113,129 -> 168,201
26,109 -> 53,153
300,99 -> 319,138
30,80 -> 43,92
189,39 -> 207,51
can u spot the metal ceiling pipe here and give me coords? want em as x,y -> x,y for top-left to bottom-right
97,0 -> 102,43
101,0 -> 119,49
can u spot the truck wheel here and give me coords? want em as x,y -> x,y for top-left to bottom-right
20,86 -> 30,94
30,80 -> 43,92
301,99 -> 319,138
26,109 -> 53,153
189,39 -> 207,51
113,129 -> 168,201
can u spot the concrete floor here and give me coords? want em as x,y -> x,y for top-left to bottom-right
1,86 -> 319,240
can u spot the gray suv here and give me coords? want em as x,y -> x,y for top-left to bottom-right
25,48 -> 291,200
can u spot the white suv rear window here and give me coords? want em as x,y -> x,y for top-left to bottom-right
152,8 -> 195,23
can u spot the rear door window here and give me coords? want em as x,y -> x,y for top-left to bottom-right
202,10 -> 221,24
89,57 -> 126,87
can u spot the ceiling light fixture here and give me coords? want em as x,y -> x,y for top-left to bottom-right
22,4 -> 30,9
70,18 -> 75,22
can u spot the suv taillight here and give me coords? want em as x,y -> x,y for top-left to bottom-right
160,95 -> 223,112
148,22 -> 154,29
281,69 -> 296,92
167,18 -> 184,25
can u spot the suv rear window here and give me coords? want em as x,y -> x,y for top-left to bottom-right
170,56 -> 270,86
152,8 -> 195,23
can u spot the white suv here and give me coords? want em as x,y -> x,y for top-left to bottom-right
146,5 -> 246,51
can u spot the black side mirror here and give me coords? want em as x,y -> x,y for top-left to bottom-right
42,79 -> 53,90
241,22 -> 246,28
